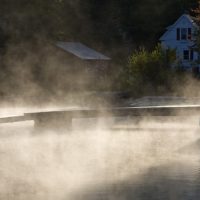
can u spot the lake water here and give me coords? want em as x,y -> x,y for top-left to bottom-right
0,118 -> 200,200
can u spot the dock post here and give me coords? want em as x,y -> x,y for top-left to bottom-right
33,114 -> 72,132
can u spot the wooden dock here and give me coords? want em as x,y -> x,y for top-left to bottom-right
0,105 -> 200,130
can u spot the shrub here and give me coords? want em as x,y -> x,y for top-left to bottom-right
121,44 -> 175,95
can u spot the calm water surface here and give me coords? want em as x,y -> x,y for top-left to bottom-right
0,120 -> 200,200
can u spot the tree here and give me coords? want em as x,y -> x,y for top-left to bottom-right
192,0 -> 200,55
121,45 -> 175,95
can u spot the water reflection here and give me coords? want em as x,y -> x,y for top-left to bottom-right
72,158 -> 200,200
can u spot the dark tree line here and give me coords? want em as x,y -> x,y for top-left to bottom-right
0,0 -> 198,101
0,0 -> 197,48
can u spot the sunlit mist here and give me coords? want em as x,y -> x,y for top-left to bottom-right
0,106 -> 199,200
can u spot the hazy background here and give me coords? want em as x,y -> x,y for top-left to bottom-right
0,0 -> 198,105
0,1 -> 200,199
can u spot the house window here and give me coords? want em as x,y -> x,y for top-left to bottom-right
190,49 -> 194,60
183,50 -> 193,60
176,28 -> 192,40
176,28 -> 180,40
188,28 -> 192,40
181,28 -> 187,40
183,50 -> 189,60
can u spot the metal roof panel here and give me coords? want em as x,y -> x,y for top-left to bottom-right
56,42 -> 111,60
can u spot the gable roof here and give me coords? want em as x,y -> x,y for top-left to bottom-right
159,14 -> 198,41
56,42 -> 111,60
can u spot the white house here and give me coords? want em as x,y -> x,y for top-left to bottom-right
160,14 -> 199,70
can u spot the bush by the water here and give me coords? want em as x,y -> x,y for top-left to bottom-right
121,45 -> 177,95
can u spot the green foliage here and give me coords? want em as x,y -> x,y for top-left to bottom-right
121,45 -> 176,95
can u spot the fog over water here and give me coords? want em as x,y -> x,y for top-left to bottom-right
0,107 -> 200,200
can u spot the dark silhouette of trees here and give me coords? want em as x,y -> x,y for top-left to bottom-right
0,0 -> 197,47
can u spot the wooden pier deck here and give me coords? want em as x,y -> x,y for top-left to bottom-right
0,105 -> 200,130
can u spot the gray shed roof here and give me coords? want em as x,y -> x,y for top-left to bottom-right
56,42 -> 111,60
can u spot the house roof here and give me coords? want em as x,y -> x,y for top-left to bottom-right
159,14 -> 198,41
56,42 -> 111,60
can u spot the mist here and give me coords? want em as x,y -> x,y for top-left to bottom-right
0,112 -> 200,200
0,1 -> 200,199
